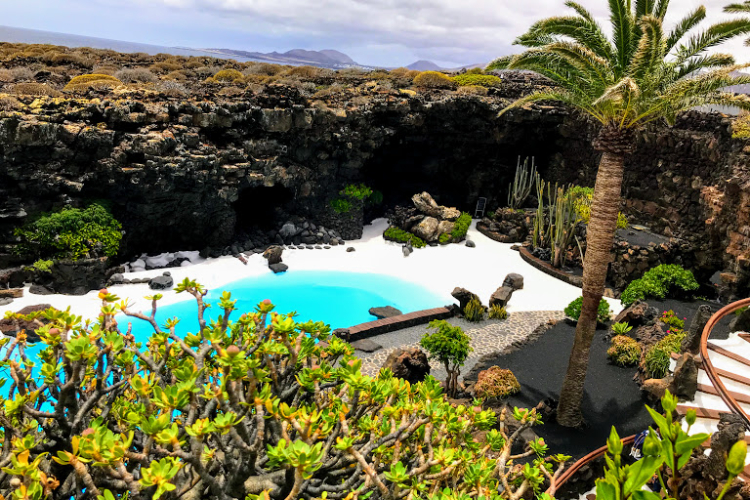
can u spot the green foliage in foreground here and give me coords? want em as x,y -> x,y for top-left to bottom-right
620,264 -> 699,307
565,296 -> 612,323
383,226 -> 427,248
597,391 -> 746,500
0,281 -> 568,500
13,204 -> 122,260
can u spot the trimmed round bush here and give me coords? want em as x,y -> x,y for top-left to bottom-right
607,335 -> 642,367
65,73 -> 121,87
413,71 -> 457,89
565,296 -> 612,323
474,366 -> 521,399
452,73 -> 502,88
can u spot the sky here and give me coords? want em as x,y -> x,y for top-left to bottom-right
3,0 -> 748,68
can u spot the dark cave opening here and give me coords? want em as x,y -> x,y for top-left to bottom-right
232,184 -> 295,233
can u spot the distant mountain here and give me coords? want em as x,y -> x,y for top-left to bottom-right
319,50 -> 357,65
204,48 -> 369,69
407,60 -> 442,71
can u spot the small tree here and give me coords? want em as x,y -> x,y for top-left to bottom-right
420,319 -> 473,397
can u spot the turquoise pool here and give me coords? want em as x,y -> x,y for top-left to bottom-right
121,270 -> 448,340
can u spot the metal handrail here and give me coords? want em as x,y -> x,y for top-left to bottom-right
699,297 -> 750,431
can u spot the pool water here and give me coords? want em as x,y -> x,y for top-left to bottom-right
121,270 -> 448,340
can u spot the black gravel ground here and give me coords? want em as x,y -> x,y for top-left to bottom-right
466,298 -> 729,460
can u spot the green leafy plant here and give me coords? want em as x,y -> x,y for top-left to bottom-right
595,391 -> 744,500
0,280 -> 567,499
451,212 -> 472,240
620,264 -> 700,307
420,319 -> 473,396
611,321 -> 633,336
452,73 -> 503,88
474,366 -> 520,398
439,233 -> 451,244
341,183 -> 373,201
329,197 -> 351,214
644,330 -> 686,379
464,297 -> 486,322
14,204 -> 122,260
25,259 -> 53,274
565,296 -> 611,323
489,304 -> 509,320
660,310 -> 686,330
383,226 -> 426,248
413,71 -> 457,89
607,335 -> 641,367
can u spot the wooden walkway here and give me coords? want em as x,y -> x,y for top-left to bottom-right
336,307 -> 453,342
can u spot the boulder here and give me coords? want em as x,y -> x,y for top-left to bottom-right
381,347 -> 430,384
279,222 -> 297,239
729,305 -> 750,332
436,220 -> 456,238
149,272 -> 174,290
0,297 -> 12,306
613,300 -> 658,329
346,247 -> 355,252
413,217 -> 440,242
369,306 -> 403,319
451,287 -> 481,311
109,273 -> 125,285
680,305 -> 713,354
502,273 -> 524,291
402,245 -> 413,257
668,353 -> 698,400
0,288 -> 23,298
263,245 -> 284,265
489,286 -> 514,308
44,258 -> 109,295
0,304 -> 56,342
707,413 -> 746,480
641,377 -> 669,401
350,339 -> 382,353
411,192 -> 461,221
465,240 -> 476,248
269,263 -> 288,274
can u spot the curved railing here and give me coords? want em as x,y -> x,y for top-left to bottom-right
546,435 -> 636,496
699,297 -> 750,431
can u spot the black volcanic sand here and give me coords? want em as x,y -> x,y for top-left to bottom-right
616,226 -> 672,247
467,298 -> 729,460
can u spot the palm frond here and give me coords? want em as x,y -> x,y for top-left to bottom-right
594,77 -> 641,105
564,1 -> 598,23
725,2 -> 750,13
635,0 -> 656,18
629,15 -> 666,79
654,0 -> 670,19
610,0 -> 635,73
674,53 -> 736,80
665,6 -> 706,54
516,17 -> 614,60
675,19 -> 750,63
497,90 -> 604,122
485,56 -> 514,72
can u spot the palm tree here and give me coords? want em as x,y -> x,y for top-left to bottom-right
488,0 -> 750,427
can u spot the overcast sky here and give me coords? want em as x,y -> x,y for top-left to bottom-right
3,0 -> 748,67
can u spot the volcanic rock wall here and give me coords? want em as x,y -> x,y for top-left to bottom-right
0,84 -> 747,295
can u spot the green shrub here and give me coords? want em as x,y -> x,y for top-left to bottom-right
25,259 -> 53,274
341,183 -> 373,201
660,310 -> 685,330
213,68 -> 244,82
439,233 -> 451,244
464,297 -> 486,322
620,264 -> 700,307
451,212 -> 472,240
64,73 -> 121,91
0,280 -> 560,499
369,189 -> 383,205
452,73 -> 502,88
383,226 -> 427,248
489,304 -> 509,320
644,330 -> 686,378
420,319 -> 473,396
329,198 -> 352,214
567,185 -> 628,229
733,113 -> 750,140
607,335 -> 641,367
14,204 -> 122,260
413,71 -> 457,89
564,296 -> 612,323
611,321 -> 633,335
474,366 -> 520,399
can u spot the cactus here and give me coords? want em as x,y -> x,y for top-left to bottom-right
507,156 -> 537,209
532,179 -> 581,268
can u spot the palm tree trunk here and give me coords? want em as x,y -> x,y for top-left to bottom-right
556,148 -> 625,428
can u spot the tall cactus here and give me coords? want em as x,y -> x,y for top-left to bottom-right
550,186 -> 579,268
507,156 -> 537,209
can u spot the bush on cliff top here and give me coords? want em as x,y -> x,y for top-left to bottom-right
413,70 -> 457,89
452,73 -> 502,88
734,113 -> 750,140
65,73 -> 121,87
213,68 -> 244,82
14,203 -> 122,260
0,281 -> 564,499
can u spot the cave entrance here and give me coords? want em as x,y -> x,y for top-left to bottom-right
232,185 -> 294,233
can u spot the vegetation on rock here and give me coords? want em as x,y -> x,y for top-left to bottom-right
732,113 -> 750,139
0,285 -> 567,499
450,212 -> 472,241
620,264 -> 699,307
607,335 -> 641,367
14,204 -> 122,261
413,71 -> 457,89
645,329 -> 686,378
420,319 -> 473,396
451,74 -> 502,88
474,367 -> 521,399
565,296 -> 611,323
489,304 -> 509,320
340,183 -> 373,201
463,297 -> 486,322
